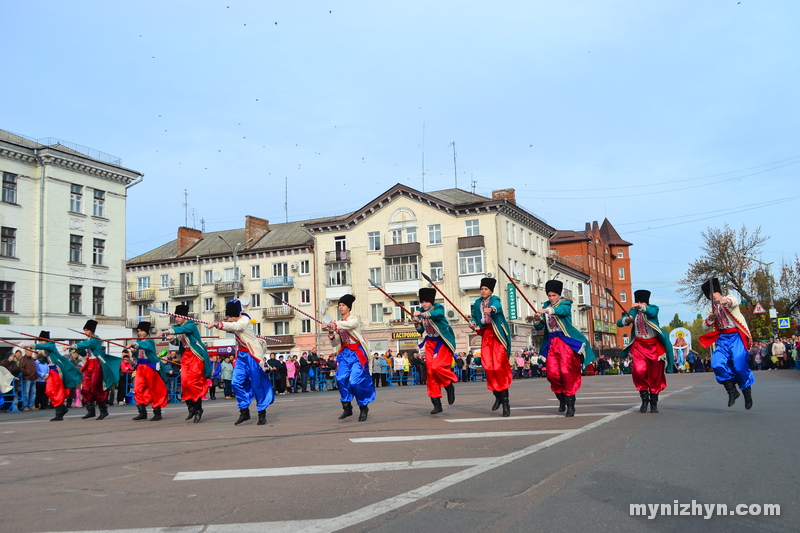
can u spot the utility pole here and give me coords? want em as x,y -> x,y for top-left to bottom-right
218,235 -> 254,300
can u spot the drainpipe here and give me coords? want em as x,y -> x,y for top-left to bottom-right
33,149 -> 45,326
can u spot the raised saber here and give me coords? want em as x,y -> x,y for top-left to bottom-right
419,272 -> 471,323
0,338 -> 40,351
367,279 -> 414,317
268,293 -> 331,325
9,330 -> 72,347
146,307 -> 216,327
604,287 -> 634,319
67,328 -> 128,349
497,265 -> 539,312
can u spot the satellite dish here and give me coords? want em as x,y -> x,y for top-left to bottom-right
213,272 -> 222,282
240,296 -> 250,307
319,302 -> 327,315
513,266 -> 524,277
322,314 -> 333,324
486,272 -> 494,278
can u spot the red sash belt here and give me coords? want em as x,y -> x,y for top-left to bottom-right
699,327 -> 739,348
342,343 -> 368,365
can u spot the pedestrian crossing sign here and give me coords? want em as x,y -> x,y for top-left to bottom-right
778,317 -> 790,329
753,302 -> 766,314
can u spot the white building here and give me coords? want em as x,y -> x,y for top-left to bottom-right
0,129 -> 142,343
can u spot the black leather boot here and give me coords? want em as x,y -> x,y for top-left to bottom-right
742,387 -> 753,410
358,405 -> 369,422
565,395 -> 576,417
722,380 -> 740,407
96,403 -> 109,420
81,402 -> 96,419
193,399 -> 203,423
50,405 -> 66,421
444,383 -> 456,405
234,408 -> 251,425
150,407 -> 162,421
639,390 -> 650,413
338,401 -> 353,419
185,400 -> 196,420
257,409 -> 267,425
132,404 -> 148,420
430,397 -> 443,415
501,390 -> 510,417
491,390 -> 502,411
556,392 -> 567,413
649,393 -> 659,413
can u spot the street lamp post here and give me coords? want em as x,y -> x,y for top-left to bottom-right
218,236 -> 253,300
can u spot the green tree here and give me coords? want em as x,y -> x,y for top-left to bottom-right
668,313 -> 685,329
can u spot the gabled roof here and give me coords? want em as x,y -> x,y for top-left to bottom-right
551,229 -> 590,244
600,218 -> 633,246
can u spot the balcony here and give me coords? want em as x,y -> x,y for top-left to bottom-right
169,285 -> 199,298
325,250 -> 351,263
126,289 -> 156,301
125,314 -> 152,329
458,235 -> 485,249
213,312 -> 226,323
170,313 -> 198,326
214,281 -> 244,294
262,306 -> 295,319
261,276 -> 295,289
384,242 -> 420,257
262,335 -> 295,348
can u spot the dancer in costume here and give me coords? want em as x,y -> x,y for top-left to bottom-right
127,322 -> 168,421
534,280 -> 595,417
325,294 -> 375,422
699,278 -> 754,409
72,320 -> 121,420
616,290 -> 673,413
469,277 -> 512,417
35,331 -> 83,421
412,287 -> 458,414
158,305 -> 211,422
211,300 -> 274,425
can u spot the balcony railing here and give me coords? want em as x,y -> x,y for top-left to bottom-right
214,281 -> 244,294
261,276 -> 295,289
262,306 -> 295,319
263,335 -> 295,348
325,250 -> 351,263
169,285 -> 199,298
126,289 -> 156,301
125,314 -> 152,329
170,313 -> 198,325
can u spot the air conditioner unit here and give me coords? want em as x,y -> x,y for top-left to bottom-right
447,310 -> 456,319
290,263 -> 299,271
383,307 -> 393,315
509,323 -> 518,336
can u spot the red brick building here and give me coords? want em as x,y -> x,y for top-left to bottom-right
550,219 -> 632,355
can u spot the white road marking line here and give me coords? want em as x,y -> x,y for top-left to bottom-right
54,385 -> 695,533
350,430 -> 568,443
445,413 -> 610,422
513,403 -> 637,409
549,395 -> 640,400
174,458 -> 489,481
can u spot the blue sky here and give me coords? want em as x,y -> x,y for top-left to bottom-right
3,1 -> 798,323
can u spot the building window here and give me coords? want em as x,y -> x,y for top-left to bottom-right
253,323 -> 261,336
326,263 -> 348,287
92,287 -> 104,315
179,300 -> 194,314
395,300 -> 419,320
391,229 -> 402,245
274,321 -> 290,335
301,319 -> 312,334
506,221 -> 512,242
160,301 -> 169,312
251,264 -> 260,279
273,262 -> 288,277
69,285 -> 82,314
458,249 -> 484,275
2,173 -> 17,204
300,289 -> 310,304
137,276 -> 151,290
428,224 -> 442,245
368,267 -> 382,287
0,281 -> 14,312
299,259 -> 310,275
160,274 -> 169,288
70,184 -> 83,212
270,291 -> 288,306
406,226 -> 417,243
1,227 -> 16,257
250,293 -> 261,308
92,190 -> 105,217
620,290 -> 627,303
92,238 -> 105,266
466,219 -> 480,237
617,249 -> 624,259
180,272 -> 194,286
618,267 -> 625,280
69,235 -> 83,263
368,231 -> 381,251
430,261 -> 443,282
224,267 -> 236,282
203,270 -> 213,285
204,297 -> 214,312
385,255 -> 419,282
370,303 -> 383,324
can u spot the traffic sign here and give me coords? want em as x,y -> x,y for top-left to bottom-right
753,302 -> 766,314
778,317 -> 791,329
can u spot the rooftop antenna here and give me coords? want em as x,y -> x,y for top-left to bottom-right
449,141 -> 458,189
285,176 -> 288,223
189,208 -> 198,229
200,218 -> 206,233
183,189 -> 188,226
471,175 -> 476,194
421,122 -> 426,192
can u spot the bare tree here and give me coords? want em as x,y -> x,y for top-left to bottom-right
677,224 -> 769,308
777,254 -> 800,307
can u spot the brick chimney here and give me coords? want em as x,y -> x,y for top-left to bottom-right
245,215 -> 270,245
492,188 -> 516,205
177,226 -> 202,255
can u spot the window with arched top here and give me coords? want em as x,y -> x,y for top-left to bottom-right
388,208 -> 417,244
620,290 -> 627,303
617,249 -> 624,258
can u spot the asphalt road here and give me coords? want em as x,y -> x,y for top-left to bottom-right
2,370 -> 798,533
